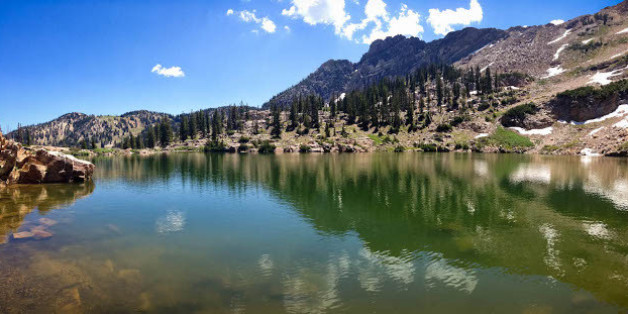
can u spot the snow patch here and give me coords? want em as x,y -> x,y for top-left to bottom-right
611,50 -> 628,60
509,127 -> 553,135
548,29 -> 571,45
580,148 -> 602,157
564,104 -> 628,125
543,66 -> 565,78
588,127 -> 604,136
614,117 -> 628,129
617,27 -> 628,35
472,43 -> 493,55
553,44 -> 568,60
582,38 -> 594,44
480,62 -> 494,73
588,70 -> 623,86
335,93 -> 346,103
474,133 -> 489,139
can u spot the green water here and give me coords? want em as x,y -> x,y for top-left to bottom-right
1,153 -> 628,313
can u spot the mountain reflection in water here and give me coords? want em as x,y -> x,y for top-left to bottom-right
0,153 -> 627,313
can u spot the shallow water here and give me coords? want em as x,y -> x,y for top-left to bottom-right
1,153 -> 628,313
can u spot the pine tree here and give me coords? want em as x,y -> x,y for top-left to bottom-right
180,115 -> 189,141
289,99 -> 298,131
25,129 -> 31,146
147,127 -> 156,148
189,112 -> 197,139
436,77 -> 443,107
270,105 -> 282,139
484,67 -> 493,94
406,93 -> 415,131
160,118 -> 173,147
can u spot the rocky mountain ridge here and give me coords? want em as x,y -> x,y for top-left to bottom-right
264,27 -> 507,109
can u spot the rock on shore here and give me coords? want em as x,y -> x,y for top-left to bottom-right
0,132 -> 94,185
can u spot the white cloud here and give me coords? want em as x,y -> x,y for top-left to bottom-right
282,0 -> 351,35
427,0 -> 483,36
550,19 -> 565,25
284,0 -> 421,44
151,64 -> 185,78
284,25 -> 291,32
226,9 -> 234,16
261,17 -> 277,33
361,4 -> 423,44
231,10 -> 277,33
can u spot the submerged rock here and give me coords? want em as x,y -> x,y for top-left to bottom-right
39,217 -> 57,226
0,132 -> 94,185
31,229 -> 53,239
12,231 -> 34,239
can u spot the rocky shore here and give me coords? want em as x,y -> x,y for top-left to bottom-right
0,132 -> 94,185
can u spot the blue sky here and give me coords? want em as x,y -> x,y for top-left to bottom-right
0,0 -> 620,130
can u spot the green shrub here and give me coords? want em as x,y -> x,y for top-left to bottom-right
257,141 -> 276,154
238,144 -> 249,153
299,144 -> 311,153
476,127 -> 534,151
394,145 -> 405,152
501,103 -> 538,127
436,124 -> 452,133
451,115 -> 469,127
477,103 -> 490,111
557,79 -> 628,101
238,136 -> 250,143
205,140 -> 226,153
455,142 -> 470,150
416,143 -> 437,152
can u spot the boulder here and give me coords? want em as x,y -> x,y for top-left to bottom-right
0,132 -> 94,185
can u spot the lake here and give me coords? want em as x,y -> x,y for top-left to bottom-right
1,153 -> 627,313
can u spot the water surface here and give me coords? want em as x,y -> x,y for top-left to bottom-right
1,153 -> 627,313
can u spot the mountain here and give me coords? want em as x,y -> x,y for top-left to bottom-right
9,111 -> 173,148
264,27 -> 507,109
264,1 -> 628,109
456,0 -> 628,78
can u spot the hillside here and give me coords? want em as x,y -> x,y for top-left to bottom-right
8,111 -> 173,148
264,27 -> 507,109
6,1 -> 628,157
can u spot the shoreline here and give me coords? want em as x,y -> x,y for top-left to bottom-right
34,144 -> 627,159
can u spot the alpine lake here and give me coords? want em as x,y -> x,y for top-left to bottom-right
1,152 -> 628,313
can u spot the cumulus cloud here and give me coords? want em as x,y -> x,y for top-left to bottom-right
282,0 -> 351,35
427,0 -> 483,36
231,9 -> 277,33
550,19 -> 565,25
282,0 -> 423,44
151,64 -> 185,78
360,4 -> 423,44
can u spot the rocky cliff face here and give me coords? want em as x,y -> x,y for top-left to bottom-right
264,28 -> 507,109
8,111 -> 172,148
0,133 -> 94,185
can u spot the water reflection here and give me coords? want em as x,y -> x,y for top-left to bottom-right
93,153 -> 628,310
0,183 -> 94,243
2,153 -> 628,312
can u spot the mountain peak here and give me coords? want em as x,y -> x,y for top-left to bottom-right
264,28 -> 506,109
